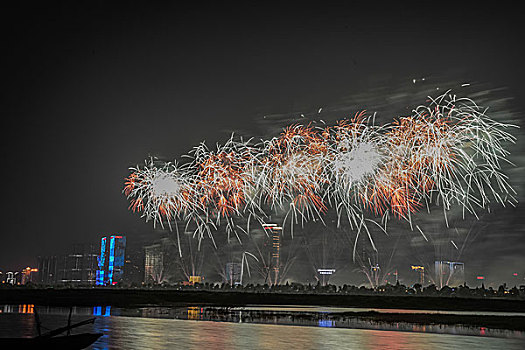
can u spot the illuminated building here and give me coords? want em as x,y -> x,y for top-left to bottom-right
61,243 -> 99,285
182,275 -> 203,285
189,276 -> 202,284
21,267 -> 38,285
37,244 -> 98,285
411,265 -> 425,285
6,272 -> 17,285
434,261 -> 465,288
226,262 -> 241,286
263,223 -> 282,285
144,242 -> 164,284
96,235 -> 126,286
144,237 -> 174,284
1,268 -> 37,285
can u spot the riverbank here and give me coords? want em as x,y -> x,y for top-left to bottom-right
1,288 -> 524,312
198,307 -> 525,332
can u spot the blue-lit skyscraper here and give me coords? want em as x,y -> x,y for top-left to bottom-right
96,235 -> 126,286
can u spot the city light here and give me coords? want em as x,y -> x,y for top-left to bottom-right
97,235 -> 126,286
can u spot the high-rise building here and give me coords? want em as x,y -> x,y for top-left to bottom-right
37,244 -> 98,285
144,242 -> 164,284
61,243 -> 99,285
21,267 -> 38,285
5,272 -> 17,285
122,247 -> 145,286
37,256 -> 58,284
263,223 -> 282,285
225,262 -> 241,286
435,261 -> 465,288
96,235 -> 126,286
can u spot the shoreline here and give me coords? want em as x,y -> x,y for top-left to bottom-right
1,288 -> 524,312
1,289 -> 525,334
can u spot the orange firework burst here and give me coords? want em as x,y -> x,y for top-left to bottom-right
195,150 -> 249,218
191,137 -> 257,223
124,92 -> 517,248
260,124 -> 328,216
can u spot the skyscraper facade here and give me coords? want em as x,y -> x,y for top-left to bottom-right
37,243 -> 98,285
96,235 -> 126,286
262,224 -> 282,285
37,255 -> 58,284
225,262 -> 241,286
144,242 -> 164,284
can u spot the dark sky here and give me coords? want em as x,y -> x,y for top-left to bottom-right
3,2 -> 524,285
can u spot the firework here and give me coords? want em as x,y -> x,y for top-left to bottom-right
189,135 -> 260,242
388,93 -> 517,225
124,92 -> 517,250
256,124 -> 329,225
124,159 -> 199,230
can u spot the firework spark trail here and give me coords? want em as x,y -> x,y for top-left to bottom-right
124,92 -> 518,252
406,94 -> 517,223
256,124 -> 329,234
189,135 -> 260,244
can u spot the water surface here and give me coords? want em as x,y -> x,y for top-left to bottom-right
1,305 -> 524,349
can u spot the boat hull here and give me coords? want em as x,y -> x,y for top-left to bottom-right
0,332 -> 103,349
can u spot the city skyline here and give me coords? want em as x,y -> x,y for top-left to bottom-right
2,226 -> 523,289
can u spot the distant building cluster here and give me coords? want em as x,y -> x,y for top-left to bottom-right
1,232 -> 206,287
0,267 -> 38,286
1,231 -> 523,290
2,234 -> 140,287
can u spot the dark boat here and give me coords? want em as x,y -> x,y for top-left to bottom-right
0,308 -> 103,349
0,332 -> 103,349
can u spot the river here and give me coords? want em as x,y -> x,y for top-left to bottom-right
1,305 -> 524,349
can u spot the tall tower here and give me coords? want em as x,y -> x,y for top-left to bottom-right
263,224 -> 282,285
96,235 -> 126,286
144,242 -> 163,284
225,262 -> 242,286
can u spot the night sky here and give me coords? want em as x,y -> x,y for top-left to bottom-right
3,2 -> 524,286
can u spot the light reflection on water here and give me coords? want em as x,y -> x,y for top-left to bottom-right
0,305 -> 524,349
237,305 -> 525,317
90,318 -> 525,350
